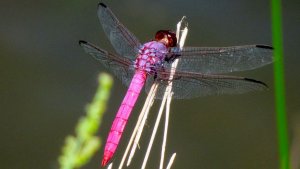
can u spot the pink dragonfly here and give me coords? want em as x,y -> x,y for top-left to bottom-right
79,3 -> 273,167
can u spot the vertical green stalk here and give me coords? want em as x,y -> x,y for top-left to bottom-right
58,73 -> 113,169
271,0 -> 289,169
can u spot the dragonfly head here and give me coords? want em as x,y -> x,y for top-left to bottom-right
155,30 -> 177,47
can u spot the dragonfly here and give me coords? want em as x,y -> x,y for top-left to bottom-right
79,3 -> 273,167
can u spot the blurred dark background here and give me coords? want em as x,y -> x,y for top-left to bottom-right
1,0 -> 299,169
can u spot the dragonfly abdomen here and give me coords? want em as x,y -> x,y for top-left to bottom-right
102,70 -> 147,166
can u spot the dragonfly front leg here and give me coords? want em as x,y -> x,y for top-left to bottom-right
154,71 -> 158,80
164,53 -> 180,63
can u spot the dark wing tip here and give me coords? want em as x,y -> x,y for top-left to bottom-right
256,45 -> 273,50
244,78 -> 269,89
98,2 -> 107,8
79,40 -> 87,45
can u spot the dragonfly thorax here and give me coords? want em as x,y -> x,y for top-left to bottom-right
134,41 -> 168,73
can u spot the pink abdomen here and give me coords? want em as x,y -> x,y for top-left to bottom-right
102,70 -> 147,166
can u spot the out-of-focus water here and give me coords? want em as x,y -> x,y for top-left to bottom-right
1,0 -> 299,169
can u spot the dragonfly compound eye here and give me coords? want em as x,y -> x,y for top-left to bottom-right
155,30 -> 177,47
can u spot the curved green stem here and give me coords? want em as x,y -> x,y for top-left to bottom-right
58,73 -> 113,169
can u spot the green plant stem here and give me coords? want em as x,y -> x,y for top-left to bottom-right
271,0 -> 289,169
58,73 -> 113,169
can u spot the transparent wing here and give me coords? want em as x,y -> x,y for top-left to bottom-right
166,45 -> 273,74
79,40 -> 134,86
98,3 -> 141,59
145,70 -> 268,99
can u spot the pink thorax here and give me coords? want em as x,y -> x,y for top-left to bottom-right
134,41 -> 168,73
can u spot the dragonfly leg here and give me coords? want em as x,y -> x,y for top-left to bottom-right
164,53 -> 180,63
